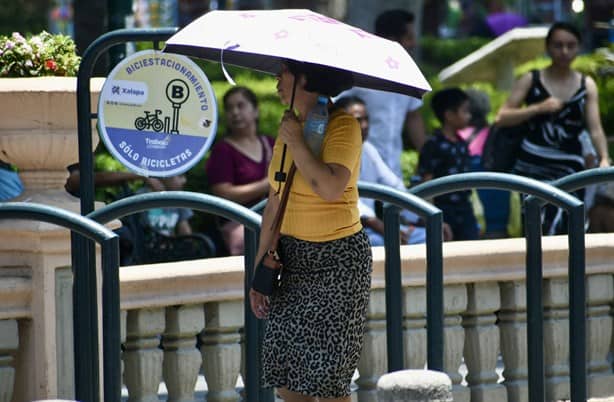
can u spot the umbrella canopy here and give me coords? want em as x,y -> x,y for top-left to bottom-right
164,9 -> 431,99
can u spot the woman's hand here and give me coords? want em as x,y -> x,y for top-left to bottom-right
537,97 -> 564,114
278,110 -> 304,149
249,288 -> 270,319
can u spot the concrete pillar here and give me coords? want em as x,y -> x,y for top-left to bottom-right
123,308 -> 165,402
200,300 -> 243,402
403,287 -> 427,370
499,281 -> 528,402
543,278 -> 570,401
443,284 -> 469,402
586,274 -> 614,398
162,305 -> 204,402
462,282 -> 507,402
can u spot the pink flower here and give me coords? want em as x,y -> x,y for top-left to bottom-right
45,59 -> 57,71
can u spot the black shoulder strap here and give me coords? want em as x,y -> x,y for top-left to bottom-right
531,69 -> 539,86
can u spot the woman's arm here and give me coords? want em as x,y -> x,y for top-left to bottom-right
584,76 -> 610,167
254,186 -> 280,265
277,110 -> 351,201
209,178 -> 269,206
495,72 -> 563,127
249,185 -> 279,319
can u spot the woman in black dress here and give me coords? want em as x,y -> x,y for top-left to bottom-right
496,21 -> 610,234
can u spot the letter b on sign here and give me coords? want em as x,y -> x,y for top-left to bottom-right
166,79 -> 189,105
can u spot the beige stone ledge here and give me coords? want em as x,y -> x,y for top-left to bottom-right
118,234 -> 613,309
2,234 -> 610,317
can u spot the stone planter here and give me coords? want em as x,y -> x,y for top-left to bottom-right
0,76 -> 104,211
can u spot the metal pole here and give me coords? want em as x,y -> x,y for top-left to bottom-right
425,211 -> 444,371
71,233 -> 99,402
525,198 -> 545,402
101,236 -> 121,402
383,205 -> 404,371
568,204 -> 586,402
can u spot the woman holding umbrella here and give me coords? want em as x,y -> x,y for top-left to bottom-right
249,59 -> 372,402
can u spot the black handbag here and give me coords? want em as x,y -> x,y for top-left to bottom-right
483,69 -> 542,173
251,164 -> 296,295
481,123 -> 527,172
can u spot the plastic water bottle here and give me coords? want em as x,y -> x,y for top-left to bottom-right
303,96 -> 329,155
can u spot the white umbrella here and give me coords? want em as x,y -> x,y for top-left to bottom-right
164,9 -> 431,99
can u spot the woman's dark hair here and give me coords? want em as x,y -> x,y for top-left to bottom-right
546,21 -> 582,45
375,9 -> 414,39
286,60 -> 354,98
334,95 -> 365,111
431,87 -> 468,123
223,86 -> 258,110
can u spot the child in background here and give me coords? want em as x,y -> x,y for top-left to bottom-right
418,87 -> 479,241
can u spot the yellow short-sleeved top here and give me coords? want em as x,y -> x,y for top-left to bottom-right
268,107 -> 363,242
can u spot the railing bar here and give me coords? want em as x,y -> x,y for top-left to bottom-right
425,211 -> 444,371
525,198 -> 545,402
102,236 -> 122,402
383,206 -> 404,372
568,205 -> 587,402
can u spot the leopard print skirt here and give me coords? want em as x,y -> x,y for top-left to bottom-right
261,228 -> 372,398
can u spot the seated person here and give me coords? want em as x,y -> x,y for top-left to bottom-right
336,95 -> 428,246
0,160 -> 23,201
138,174 -> 193,237
205,86 -> 274,255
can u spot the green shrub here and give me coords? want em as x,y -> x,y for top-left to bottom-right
0,31 -> 80,77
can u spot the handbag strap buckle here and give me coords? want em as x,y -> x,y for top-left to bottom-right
267,249 -> 281,261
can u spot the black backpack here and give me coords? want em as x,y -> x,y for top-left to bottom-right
481,123 -> 527,172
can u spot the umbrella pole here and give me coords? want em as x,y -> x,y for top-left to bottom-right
274,77 -> 298,192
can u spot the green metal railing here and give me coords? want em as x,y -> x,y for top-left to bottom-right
0,203 -> 120,402
87,191 -> 273,402
409,171 -> 585,402
357,182 -> 445,372
523,166 -> 614,402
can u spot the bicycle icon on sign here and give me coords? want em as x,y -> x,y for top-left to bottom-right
134,110 -> 165,132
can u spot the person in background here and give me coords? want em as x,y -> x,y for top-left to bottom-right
335,95 -> 430,246
205,86 -> 274,255
336,9 -> 425,180
495,21 -> 610,235
139,174 -> 193,237
418,87 -> 479,241
458,88 -> 511,238
64,162 -> 164,198
0,160 -> 23,201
